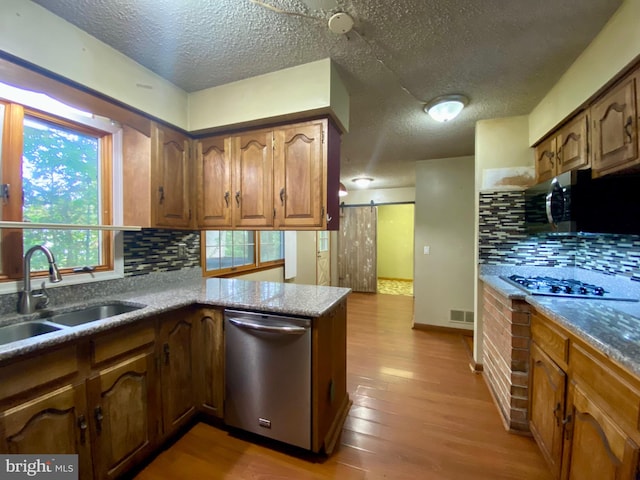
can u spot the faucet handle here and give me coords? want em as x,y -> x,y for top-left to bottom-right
34,281 -> 50,309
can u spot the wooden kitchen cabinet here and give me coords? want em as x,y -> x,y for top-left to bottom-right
529,342 -> 566,478
194,118 -> 341,230
152,122 -> 193,228
0,383 -> 93,480
529,309 -> 640,479
274,119 -> 324,229
87,351 -> 157,480
123,122 -> 193,228
195,135 -> 232,228
591,71 -> 639,177
562,382 -> 639,480
534,111 -> 589,183
193,308 -> 224,418
158,311 -> 197,436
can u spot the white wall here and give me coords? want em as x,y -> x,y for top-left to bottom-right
414,156 -> 474,329
473,116 -> 532,363
529,0 -> 640,143
292,231 -> 318,285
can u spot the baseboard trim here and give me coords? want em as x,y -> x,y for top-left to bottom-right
412,323 -> 472,335
469,361 -> 484,373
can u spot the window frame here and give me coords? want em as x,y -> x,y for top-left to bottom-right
201,230 -> 284,277
0,98 -> 117,281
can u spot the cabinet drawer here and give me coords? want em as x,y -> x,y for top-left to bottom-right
0,345 -> 79,402
91,321 -> 155,366
531,313 -> 569,367
570,342 -> 640,431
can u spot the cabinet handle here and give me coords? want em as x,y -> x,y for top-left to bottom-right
158,186 -> 165,204
77,415 -> 88,444
553,402 -> 562,427
624,116 -> 633,143
557,146 -> 562,164
235,191 -> 241,207
164,343 -> 170,365
224,191 -> 230,208
94,406 -> 103,435
562,413 -> 572,440
280,188 -> 285,206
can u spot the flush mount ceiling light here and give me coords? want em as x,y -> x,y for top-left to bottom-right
338,182 -> 348,197
424,94 -> 468,122
352,177 -> 374,188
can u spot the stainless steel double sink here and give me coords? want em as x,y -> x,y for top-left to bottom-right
0,302 -> 145,347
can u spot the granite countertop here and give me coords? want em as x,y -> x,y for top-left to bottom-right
0,278 -> 351,363
480,265 -> 640,377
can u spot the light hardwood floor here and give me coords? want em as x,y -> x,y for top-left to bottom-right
135,292 -> 551,480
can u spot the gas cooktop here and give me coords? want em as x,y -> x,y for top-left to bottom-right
500,275 -> 638,301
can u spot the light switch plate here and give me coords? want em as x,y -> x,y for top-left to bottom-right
423,246 -> 430,255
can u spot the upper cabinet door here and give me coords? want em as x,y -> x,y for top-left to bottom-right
231,130 -> 274,228
274,120 -> 326,229
535,136 -> 557,183
196,135 -> 232,228
557,112 -> 589,174
591,74 -> 639,177
152,123 -> 192,228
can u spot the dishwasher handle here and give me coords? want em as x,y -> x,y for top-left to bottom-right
227,317 -> 308,335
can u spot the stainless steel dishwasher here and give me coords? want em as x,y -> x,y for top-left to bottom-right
224,309 -> 312,450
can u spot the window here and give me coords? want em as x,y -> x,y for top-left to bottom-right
0,91 -> 116,280
203,230 -> 284,276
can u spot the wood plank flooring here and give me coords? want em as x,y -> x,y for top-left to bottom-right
135,292 -> 551,480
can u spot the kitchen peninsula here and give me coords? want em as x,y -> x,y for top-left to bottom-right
0,273 -> 351,480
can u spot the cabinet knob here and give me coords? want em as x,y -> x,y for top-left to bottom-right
77,415 -> 88,444
164,343 -> 170,365
94,406 -> 104,435
624,116 -> 633,143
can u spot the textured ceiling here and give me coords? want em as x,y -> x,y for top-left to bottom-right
31,0 -> 622,189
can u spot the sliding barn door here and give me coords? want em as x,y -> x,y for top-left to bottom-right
338,206 -> 377,292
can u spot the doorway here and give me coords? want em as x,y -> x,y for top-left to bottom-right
376,204 -> 414,296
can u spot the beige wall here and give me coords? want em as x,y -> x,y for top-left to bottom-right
377,204 -> 414,280
0,0 -> 189,128
341,187 -> 416,205
414,156 -> 474,329
293,231 -> 318,285
237,267 -> 284,282
529,0 -> 640,144
188,58 -> 350,133
1,2 -> 349,134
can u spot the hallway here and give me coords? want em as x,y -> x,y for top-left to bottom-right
136,293 -> 550,479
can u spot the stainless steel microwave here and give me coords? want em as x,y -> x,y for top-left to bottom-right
524,169 -> 640,235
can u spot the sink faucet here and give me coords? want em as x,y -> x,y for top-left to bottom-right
18,245 -> 63,314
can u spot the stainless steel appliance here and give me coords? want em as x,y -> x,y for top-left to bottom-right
501,275 -> 638,301
524,170 -> 640,235
224,309 -> 312,450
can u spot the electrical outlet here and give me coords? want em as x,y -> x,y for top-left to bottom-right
177,243 -> 187,259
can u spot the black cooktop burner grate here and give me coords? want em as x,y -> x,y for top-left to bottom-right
500,275 -> 637,301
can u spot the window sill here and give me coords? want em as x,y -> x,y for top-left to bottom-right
0,221 -> 141,231
0,270 -> 124,295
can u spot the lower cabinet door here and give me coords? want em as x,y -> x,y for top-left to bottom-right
529,342 -> 566,478
562,383 -> 639,480
87,352 -> 157,480
0,383 -> 93,480
193,308 -> 224,418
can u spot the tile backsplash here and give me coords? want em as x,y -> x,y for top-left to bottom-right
123,229 -> 201,276
479,190 -> 640,280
